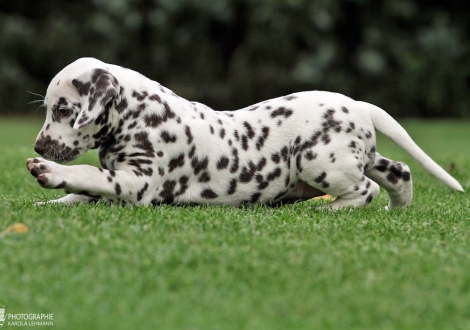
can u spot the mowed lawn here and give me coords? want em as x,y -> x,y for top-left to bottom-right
0,117 -> 469,329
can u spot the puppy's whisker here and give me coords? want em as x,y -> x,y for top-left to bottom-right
34,104 -> 46,114
27,91 -> 45,99
28,99 -> 45,104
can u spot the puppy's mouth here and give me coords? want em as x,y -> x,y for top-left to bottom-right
34,134 -> 82,163
41,148 -> 82,163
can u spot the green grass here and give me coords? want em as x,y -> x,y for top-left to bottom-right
0,117 -> 469,329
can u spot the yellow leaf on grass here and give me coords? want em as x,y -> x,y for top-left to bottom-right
1,223 -> 29,235
314,194 -> 334,200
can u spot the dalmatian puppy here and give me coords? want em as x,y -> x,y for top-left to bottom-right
26,58 -> 464,209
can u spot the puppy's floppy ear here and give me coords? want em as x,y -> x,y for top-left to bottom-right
72,68 -> 119,130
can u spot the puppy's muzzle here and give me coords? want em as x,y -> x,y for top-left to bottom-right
34,139 -> 46,156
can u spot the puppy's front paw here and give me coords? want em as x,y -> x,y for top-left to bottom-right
27,157 -> 52,177
26,158 -> 67,189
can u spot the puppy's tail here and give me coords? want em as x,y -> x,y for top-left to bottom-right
360,101 -> 464,192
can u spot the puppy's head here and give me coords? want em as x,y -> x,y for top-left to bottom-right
34,58 -> 120,163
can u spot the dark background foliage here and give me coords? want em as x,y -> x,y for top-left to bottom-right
1,0 -> 469,117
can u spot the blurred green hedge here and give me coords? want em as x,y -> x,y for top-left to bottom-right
1,0 -> 469,117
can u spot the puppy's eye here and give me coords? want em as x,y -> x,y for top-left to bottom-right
58,109 -> 73,118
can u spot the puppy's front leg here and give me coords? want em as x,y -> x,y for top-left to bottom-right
26,157 -> 143,204
35,194 -> 96,205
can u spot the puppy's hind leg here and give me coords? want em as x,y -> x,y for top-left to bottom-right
300,168 -> 381,210
317,177 -> 381,210
365,153 -> 412,210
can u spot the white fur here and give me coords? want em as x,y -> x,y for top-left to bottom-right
27,58 -> 463,209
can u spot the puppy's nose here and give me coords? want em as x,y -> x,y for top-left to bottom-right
34,139 -> 45,155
